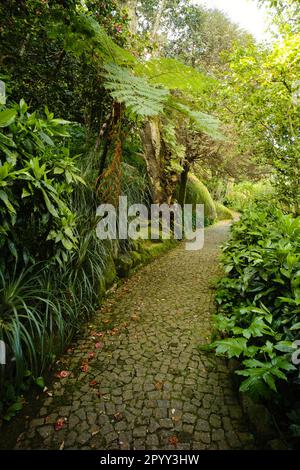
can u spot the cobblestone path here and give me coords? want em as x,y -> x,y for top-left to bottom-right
15,221 -> 256,450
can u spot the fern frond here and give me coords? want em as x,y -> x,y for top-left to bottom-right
135,58 -> 215,93
170,101 -> 225,141
102,63 -> 169,116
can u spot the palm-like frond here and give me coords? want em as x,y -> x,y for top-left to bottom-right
171,101 -> 225,141
135,57 -> 215,93
102,63 -> 169,116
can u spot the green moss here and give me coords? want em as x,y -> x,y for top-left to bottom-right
185,174 -> 217,224
130,250 -> 142,267
103,255 -> 117,288
115,253 -> 133,278
215,202 -> 234,220
98,275 -> 106,300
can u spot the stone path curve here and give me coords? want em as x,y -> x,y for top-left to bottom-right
15,221 -> 256,450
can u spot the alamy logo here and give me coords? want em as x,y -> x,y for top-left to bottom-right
96,196 -> 205,251
0,340 -> 6,365
292,340 -> 300,366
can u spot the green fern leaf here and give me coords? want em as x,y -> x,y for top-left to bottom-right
135,58 -> 215,93
102,63 -> 169,117
172,102 -> 225,140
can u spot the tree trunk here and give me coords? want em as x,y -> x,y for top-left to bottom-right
118,0 -> 138,34
141,118 -> 165,204
120,0 -> 172,204
178,162 -> 189,206
151,0 -> 167,40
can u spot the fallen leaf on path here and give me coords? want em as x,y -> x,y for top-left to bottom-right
54,418 -> 66,431
89,380 -> 97,387
109,328 -> 119,336
131,315 -> 140,321
91,331 -> 104,338
171,415 -> 181,423
155,382 -> 163,391
56,370 -> 70,379
113,412 -> 123,422
80,363 -> 89,373
16,433 -> 24,443
103,319 -> 110,324
168,436 -> 179,447
95,342 -> 103,349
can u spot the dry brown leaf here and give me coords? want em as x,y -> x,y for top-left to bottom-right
168,436 -> 179,447
154,382 -> 163,391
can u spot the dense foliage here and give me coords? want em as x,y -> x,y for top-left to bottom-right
210,206 -> 300,443
0,0 -> 299,444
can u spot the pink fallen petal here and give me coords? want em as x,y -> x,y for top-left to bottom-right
54,418 -> 65,431
56,370 -> 70,379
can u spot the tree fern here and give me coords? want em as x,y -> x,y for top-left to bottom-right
102,63 -> 169,116
135,57 -> 215,93
171,101 -> 225,140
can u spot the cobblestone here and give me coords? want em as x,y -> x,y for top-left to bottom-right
11,222 -> 256,450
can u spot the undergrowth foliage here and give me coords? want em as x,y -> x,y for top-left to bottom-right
0,98 -> 109,419
205,206 -> 300,442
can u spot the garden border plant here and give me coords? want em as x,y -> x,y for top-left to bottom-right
205,205 -> 300,447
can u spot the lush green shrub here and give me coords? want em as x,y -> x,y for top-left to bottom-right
225,180 -> 275,212
185,174 -> 217,225
207,206 -> 300,443
0,100 -> 83,266
0,98 -> 101,416
210,208 -> 300,397
215,201 -> 234,220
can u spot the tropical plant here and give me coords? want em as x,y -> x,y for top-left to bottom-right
0,99 -> 82,266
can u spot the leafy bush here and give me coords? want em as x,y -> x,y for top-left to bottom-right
0,100 -> 83,266
224,180 -> 275,212
0,97 -> 97,415
210,207 -> 300,399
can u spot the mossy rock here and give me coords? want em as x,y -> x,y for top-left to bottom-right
98,275 -> 106,300
130,250 -> 142,267
185,174 -> 217,224
134,224 -> 169,244
143,239 -> 176,257
115,253 -> 133,278
103,255 -> 117,288
215,201 -> 234,220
